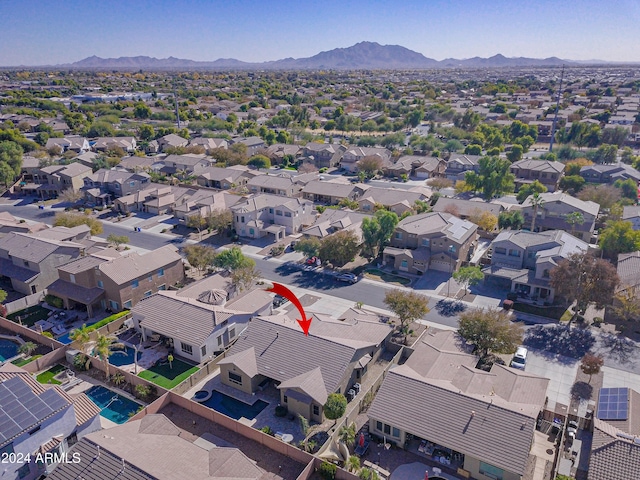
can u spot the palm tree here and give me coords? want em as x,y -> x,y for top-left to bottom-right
69,323 -> 92,353
529,192 -> 545,232
338,423 -> 357,448
18,341 -> 37,357
565,211 -> 585,237
347,455 -> 360,473
93,333 -> 125,380
111,372 -> 125,387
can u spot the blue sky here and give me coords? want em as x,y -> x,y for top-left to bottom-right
1,0 -> 639,65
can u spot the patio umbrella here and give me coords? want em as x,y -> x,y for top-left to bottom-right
359,433 -> 365,448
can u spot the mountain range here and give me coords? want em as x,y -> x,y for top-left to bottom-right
68,42 -> 574,70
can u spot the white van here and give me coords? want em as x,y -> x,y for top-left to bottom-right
510,346 -> 528,370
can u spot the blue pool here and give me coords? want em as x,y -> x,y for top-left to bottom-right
0,339 -> 19,362
56,320 -> 100,345
106,346 -> 141,367
85,385 -> 143,424
200,390 -> 268,420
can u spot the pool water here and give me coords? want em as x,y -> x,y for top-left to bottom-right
85,385 -> 143,424
201,390 -> 268,420
0,339 -> 19,362
106,346 -> 141,367
56,320 -> 100,345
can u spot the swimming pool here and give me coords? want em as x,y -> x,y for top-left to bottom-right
0,338 -> 20,362
106,346 -> 141,367
84,385 -> 143,424
200,390 -> 268,420
56,320 -> 100,345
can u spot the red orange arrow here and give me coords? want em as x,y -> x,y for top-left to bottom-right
267,282 -> 312,335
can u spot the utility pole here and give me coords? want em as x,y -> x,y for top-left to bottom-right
173,78 -> 181,129
549,65 -> 565,153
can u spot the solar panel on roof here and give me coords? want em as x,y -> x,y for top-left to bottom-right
597,387 -> 629,420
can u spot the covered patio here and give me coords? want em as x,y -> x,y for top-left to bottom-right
47,278 -> 105,317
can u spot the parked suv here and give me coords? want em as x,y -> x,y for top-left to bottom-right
335,273 -> 358,284
510,346 -> 528,370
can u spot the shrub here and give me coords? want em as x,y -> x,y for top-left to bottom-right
318,461 -> 337,480
45,294 -> 63,309
86,310 -> 130,332
260,426 -> 274,436
323,393 -> 347,420
134,384 -> 152,400
73,354 -> 91,371
275,405 -> 288,417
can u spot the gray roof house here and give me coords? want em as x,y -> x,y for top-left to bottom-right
445,154 -> 482,181
302,143 -> 346,169
196,166 -> 250,190
341,146 -> 392,173
616,251 -> 640,295
218,313 -> 392,422
302,209 -> 373,242
580,164 -> 640,184
509,159 -> 565,192
433,197 -> 504,219
385,155 -> 446,179
246,174 -> 302,197
45,136 -> 90,154
83,169 -> 151,205
623,206 -> 640,231
367,330 -> 550,480
156,134 -> 189,152
91,136 -> 137,153
357,186 -> 428,216
188,137 -> 228,151
301,180 -> 358,205
482,230 -> 589,304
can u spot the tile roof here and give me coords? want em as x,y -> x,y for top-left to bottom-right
510,159 -> 565,173
617,251 -> 640,288
357,186 -> 426,207
0,232 -> 83,263
302,180 -> 357,197
433,197 -> 503,217
47,278 -> 104,304
57,255 -> 106,274
524,191 -> 600,216
230,194 -> 312,213
98,245 -> 181,285
588,418 -> 640,480
396,212 -> 477,242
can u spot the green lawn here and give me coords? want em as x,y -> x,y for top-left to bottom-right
12,354 -> 42,367
513,302 -> 568,320
138,359 -> 199,389
364,268 -> 412,286
7,305 -> 52,327
36,364 -> 66,385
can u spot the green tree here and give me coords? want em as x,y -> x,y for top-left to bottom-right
550,253 -> 620,321
318,230 -> 360,267
457,308 -> 523,359
186,213 -> 208,240
464,144 -> 482,155
93,333 -> 125,380
294,237 -> 321,258
323,393 -> 347,420
347,455 -> 361,473
453,266 -> 485,295
18,341 -> 37,357
69,323 -> 92,353
384,289 -> 429,344
613,289 -> 640,321
528,192 -> 545,232
565,211 -> 585,236
137,124 -> 155,141
465,156 -> 515,199
0,141 -> 23,176
167,353 -> 174,370
413,199 -> 431,214
374,209 -> 399,256
214,246 -> 254,271
361,217 -> 381,257
614,178 -> 638,200
599,221 -> 640,258
247,155 -> 271,170
106,234 -> 129,249
559,175 -> 586,193
516,180 -> 547,204
0,289 -> 6,304
183,244 -> 217,273
592,144 -> 618,164
506,144 -> 523,163
0,163 -> 15,188
53,212 -> 103,235
338,422 -> 357,447
133,102 -> 152,119
206,209 -> 233,235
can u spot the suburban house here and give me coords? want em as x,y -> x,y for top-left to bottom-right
0,364 -> 102,480
521,192 -> 600,241
196,166 -> 250,190
117,155 -> 157,173
0,212 -> 47,236
246,174 -> 302,197
47,245 -> 184,314
72,151 -> 100,169
302,143 -> 346,169
155,154 -> 211,176
156,133 -> 188,152
509,159 -> 565,192
433,197 -> 504,221
445,154 -> 481,181
44,136 -> 90,154
230,194 -> 316,241
265,143 -> 302,164
616,251 -> 640,297
0,230 -> 87,295
383,212 -> 478,274
218,313 -> 393,422
340,146 -> 392,173
19,163 -> 93,199
302,209 -> 373,242
357,186 -> 429,215
587,387 -> 640,480
367,330 -> 550,480
385,155 -> 446,179
82,169 -> 151,205
302,179 -> 358,205
580,163 -> 640,184
18,156 -> 40,183
233,136 -> 266,156
482,230 -> 589,303
132,291 -> 252,363
46,415 -> 273,480
622,206 -> 640,230
91,136 -> 137,153
172,189 -> 241,222
188,137 -> 228,151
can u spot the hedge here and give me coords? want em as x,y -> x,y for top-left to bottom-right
85,310 -> 130,333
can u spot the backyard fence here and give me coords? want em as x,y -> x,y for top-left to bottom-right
171,351 -> 227,395
21,346 -> 69,374
0,316 -> 66,350
5,291 -> 46,315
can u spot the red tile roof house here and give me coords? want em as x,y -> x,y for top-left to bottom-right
367,330 -> 550,480
218,313 -> 393,422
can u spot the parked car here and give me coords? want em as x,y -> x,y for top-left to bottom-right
272,294 -> 289,308
335,273 -> 358,284
510,346 -> 528,370
305,256 -> 321,266
566,420 -> 579,449
287,241 -> 298,251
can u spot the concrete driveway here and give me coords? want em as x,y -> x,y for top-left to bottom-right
525,350 -> 579,413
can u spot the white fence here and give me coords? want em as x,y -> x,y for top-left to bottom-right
5,291 -> 46,314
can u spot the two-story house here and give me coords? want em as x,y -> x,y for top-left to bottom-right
46,245 -> 184,315
579,164 -> 640,184
233,136 -> 266,156
302,143 -> 346,169
357,186 -> 429,216
91,137 -> 137,153
383,212 -> 478,274
340,146 -> 392,173
230,194 -> 316,241
482,230 -> 589,303
155,133 -> 188,152
301,179 -> 359,205
265,143 -> 302,165
510,159 -> 565,192
83,169 -> 151,206
196,166 -> 250,190
385,155 -> 446,180
44,136 -> 90,154
623,206 -> 640,231
521,192 -> 599,241
246,174 -> 302,197
30,163 -> 93,199
0,230 -> 87,295
445,154 -> 482,181
188,137 -> 228,151
156,154 -> 211,176
218,313 -> 392,422
302,209 -> 373,242
0,369 -> 102,480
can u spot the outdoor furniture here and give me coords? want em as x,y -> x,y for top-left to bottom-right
275,432 -> 293,443
52,325 -> 66,336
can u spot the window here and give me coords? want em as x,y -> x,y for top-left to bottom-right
181,342 -> 193,355
144,290 -> 152,298
114,183 -> 120,189
392,427 -> 400,438
276,210 -> 283,216
376,421 -> 383,431
449,245 -> 456,253
23,260 -> 29,267
65,432 -> 78,447
97,280 -> 104,288
479,461 -> 504,480
70,274 -> 76,284
313,405 -> 320,416
132,279 -> 139,288
422,238 -> 430,247
229,327 -> 236,338
401,260 -> 408,268
494,247 -> 506,255
201,345 -> 206,357
158,284 -> 166,291
269,208 -> 274,214
28,425 -> 41,435
109,300 -> 119,310
249,228 -> 255,235
284,212 -> 291,217
383,424 -> 391,435
283,395 -> 288,403
158,268 -> 164,277
148,275 -> 153,282
395,232 -> 402,239
217,336 -> 223,346
543,269 -> 550,278
508,249 -> 521,257
123,300 -> 132,309
228,371 -> 242,385
129,181 -> 136,187
241,216 -> 245,223
527,251 -> 535,259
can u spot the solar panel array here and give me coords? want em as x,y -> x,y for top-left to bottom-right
0,377 -> 69,445
597,387 -> 629,421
